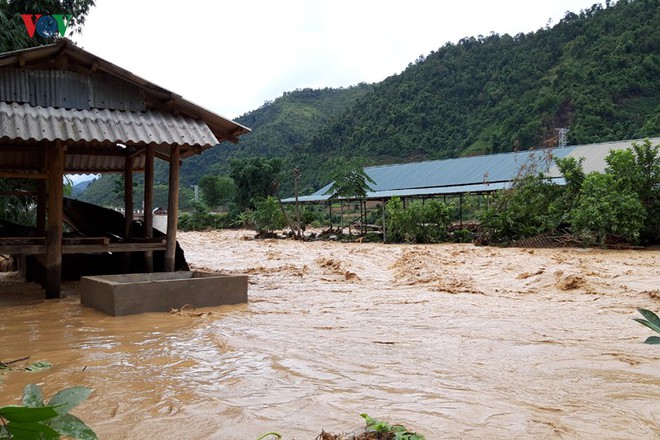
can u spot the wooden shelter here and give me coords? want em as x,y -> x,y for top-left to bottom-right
0,39 -> 250,298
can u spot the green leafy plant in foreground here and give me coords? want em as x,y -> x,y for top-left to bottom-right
634,309 -> 660,345
0,384 -> 97,440
361,413 -> 425,440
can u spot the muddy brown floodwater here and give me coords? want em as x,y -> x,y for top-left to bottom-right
1,230 -> 659,439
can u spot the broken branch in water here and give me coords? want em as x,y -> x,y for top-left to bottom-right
0,355 -> 30,368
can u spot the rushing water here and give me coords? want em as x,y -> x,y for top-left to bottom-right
1,232 -> 659,439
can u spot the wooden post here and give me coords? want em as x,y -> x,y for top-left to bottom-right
164,145 -> 180,272
124,154 -> 134,238
45,140 -> 64,299
36,180 -> 46,235
36,146 -> 47,235
143,145 -> 154,272
123,154 -> 134,271
328,202 -> 333,231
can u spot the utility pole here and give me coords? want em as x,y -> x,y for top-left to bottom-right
556,128 -> 570,148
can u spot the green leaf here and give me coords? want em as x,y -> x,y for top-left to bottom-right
49,413 -> 98,440
0,405 -> 58,422
22,384 -> 45,408
6,421 -> 60,440
48,387 -> 92,415
637,309 -> 660,334
643,336 -> 660,345
360,413 -> 376,428
24,361 -> 53,372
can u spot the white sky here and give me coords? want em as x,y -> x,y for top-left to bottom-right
74,0 -> 601,120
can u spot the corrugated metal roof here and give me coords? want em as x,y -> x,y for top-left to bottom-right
289,137 -> 660,203
362,147 -> 573,192
546,138 -> 645,176
0,102 -> 218,147
0,39 -> 250,144
0,68 -> 146,111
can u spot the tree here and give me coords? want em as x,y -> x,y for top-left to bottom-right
198,175 -> 236,210
604,139 -> 660,243
570,172 -> 645,245
250,196 -> 286,235
0,0 -> 96,51
229,157 -> 282,211
325,160 -> 375,235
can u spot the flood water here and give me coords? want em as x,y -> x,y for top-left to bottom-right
1,230 -> 659,439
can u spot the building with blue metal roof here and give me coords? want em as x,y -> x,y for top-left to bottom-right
287,137 -> 660,203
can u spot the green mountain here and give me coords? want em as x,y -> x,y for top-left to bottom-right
178,84 -> 373,190
81,0 -> 660,205
305,0 -> 659,165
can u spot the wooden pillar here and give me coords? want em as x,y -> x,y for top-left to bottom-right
123,154 -> 134,271
45,141 -> 64,299
328,202 -> 332,231
36,146 -> 47,235
36,180 -> 46,235
164,145 -> 180,272
143,145 -> 154,272
124,154 -> 134,238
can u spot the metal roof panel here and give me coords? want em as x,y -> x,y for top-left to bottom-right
0,102 -> 218,147
296,137 -> 660,203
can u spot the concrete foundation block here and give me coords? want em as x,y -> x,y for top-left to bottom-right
80,271 -> 248,316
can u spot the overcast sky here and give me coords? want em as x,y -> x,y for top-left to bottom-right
73,0 -> 601,120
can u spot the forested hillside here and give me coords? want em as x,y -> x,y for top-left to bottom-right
80,0 -> 660,204
178,84 -> 372,187
306,0 -> 659,165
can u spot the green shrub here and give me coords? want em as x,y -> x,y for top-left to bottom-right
570,172 -> 645,245
385,197 -> 454,243
250,196 -> 286,234
480,174 -> 562,244
361,413 -> 425,440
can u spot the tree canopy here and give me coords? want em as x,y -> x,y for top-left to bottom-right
0,0 -> 95,51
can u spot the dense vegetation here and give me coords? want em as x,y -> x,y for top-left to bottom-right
480,139 -> 660,245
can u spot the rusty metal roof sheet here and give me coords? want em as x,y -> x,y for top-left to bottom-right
0,101 -> 218,147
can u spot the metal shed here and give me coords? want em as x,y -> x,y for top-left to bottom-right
0,39 -> 250,298
290,137 -> 660,203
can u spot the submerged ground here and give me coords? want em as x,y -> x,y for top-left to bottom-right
1,230 -> 659,438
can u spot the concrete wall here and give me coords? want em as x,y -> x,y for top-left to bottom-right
81,271 -> 248,316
